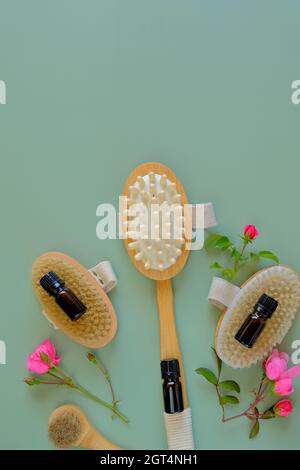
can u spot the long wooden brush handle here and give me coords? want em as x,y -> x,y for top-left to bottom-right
156,279 -> 188,408
82,429 -> 122,450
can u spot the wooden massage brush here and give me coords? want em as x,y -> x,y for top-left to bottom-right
208,266 -> 300,368
32,252 -> 118,348
122,162 -> 216,449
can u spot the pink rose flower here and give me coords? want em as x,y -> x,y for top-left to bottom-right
265,349 -> 300,396
265,349 -> 289,381
27,339 -> 61,374
274,377 -> 294,396
274,399 -> 293,417
281,365 -> 300,379
244,224 -> 259,239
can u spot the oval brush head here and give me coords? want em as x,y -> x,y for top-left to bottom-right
123,162 -> 191,281
215,266 -> 300,368
48,404 -> 122,450
32,252 -> 117,348
48,410 -> 83,449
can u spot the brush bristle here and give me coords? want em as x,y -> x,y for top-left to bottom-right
48,412 -> 82,448
216,266 -> 300,368
32,254 -> 114,347
124,173 -> 185,271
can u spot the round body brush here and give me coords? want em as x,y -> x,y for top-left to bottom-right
32,252 -> 118,348
122,162 -> 216,449
48,404 -> 122,450
208,265 -> 300,368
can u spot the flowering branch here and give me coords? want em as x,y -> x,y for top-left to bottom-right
24,339 -> 129,424
205,225 -> 279,282
196,348 -> 297,438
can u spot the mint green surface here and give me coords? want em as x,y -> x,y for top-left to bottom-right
1,1 -> 300,450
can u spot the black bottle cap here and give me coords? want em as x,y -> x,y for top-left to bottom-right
161,359 -> 181,379
257,293 -> 278,318
40,271 -> 63,293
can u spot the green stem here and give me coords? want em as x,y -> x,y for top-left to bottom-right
222,410 -> 248,423
73,383 -> 129,424
233,239 -> 248,273
220,377 -> 270,423
51,366 -> 73,385
40,380 -> 65,385
215,384 -> 225,422
95,358 -> 117,405
47,371 -> 64,383
215,359 -> 225,421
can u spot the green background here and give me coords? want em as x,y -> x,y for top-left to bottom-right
1,0 -> 300,450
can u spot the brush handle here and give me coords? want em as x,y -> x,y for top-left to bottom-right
156,279 -> 195,450
82,429 -> 122,450
156,279 -> 188,408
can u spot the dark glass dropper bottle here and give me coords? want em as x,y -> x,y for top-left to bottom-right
235,293 -> 278,349
161,359 -> 184,414
40,271 -> 87,321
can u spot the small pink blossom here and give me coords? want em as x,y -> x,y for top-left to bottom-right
27,339 -> 61,374
244,225 -> 259,239
281,365 -> 300,380
274,399 -> 293,417
274,377 -> 294,396
265,349 -> 300,397
265,349 -> 289,381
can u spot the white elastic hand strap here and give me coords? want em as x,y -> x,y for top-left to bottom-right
88,260 -> 117,293
208,276 -> 240,309
188,203 -> 217,250
191,203 -> 217,229
164,408 -> 195,450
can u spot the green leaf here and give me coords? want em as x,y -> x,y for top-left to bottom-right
261,410 -> 275,420
204,233 -> 223,249
219,395 -> 239,405
39,352 -> 51,364
221,268 -> 236,281
215,236 -> 232,251
219,380 -> 240,393
257,251 -> 279,264
210,261 -> 223,270
261,405 -> 275,419
195,368 -> 218,385
250,252 -> 257,259
230,247 -> 239,259
211,347 -> 222,378
249,420 -> 260,439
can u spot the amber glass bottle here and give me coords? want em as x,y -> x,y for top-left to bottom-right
235,293 -> 278,348
161,359 -> 184,414
40,271 -> 87,321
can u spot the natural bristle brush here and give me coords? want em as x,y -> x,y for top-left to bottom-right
122,162 -> 216,450
48,404 -> 122,450
32,252 -> 118,348
208,266 -> 300,368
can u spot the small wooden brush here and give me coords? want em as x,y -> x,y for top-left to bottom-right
48,404 -> 122,450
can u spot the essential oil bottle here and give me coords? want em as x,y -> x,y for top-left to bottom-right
40,271 -> 87,321
161,359 -> 184,414
235,293 -> 278,349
